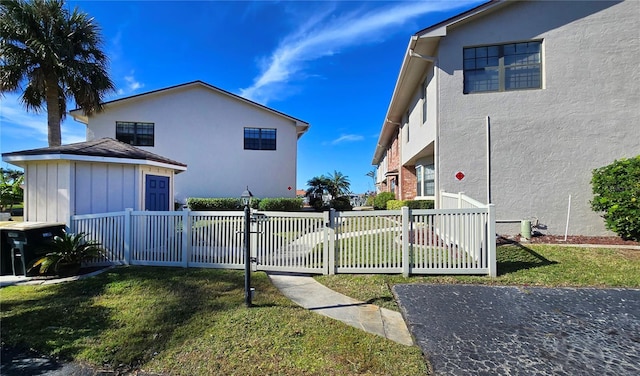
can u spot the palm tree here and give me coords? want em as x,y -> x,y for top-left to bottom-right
0,0 -> 114,146
366,169 -> 376,190
305,176 -> 330,199
326,170 -> 350,198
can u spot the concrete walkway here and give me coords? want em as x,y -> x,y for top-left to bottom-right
267,272 -> 414,346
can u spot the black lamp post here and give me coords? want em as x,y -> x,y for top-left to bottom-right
241,187 -> 254,307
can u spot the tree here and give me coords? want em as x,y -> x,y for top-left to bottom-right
0,168 -> 24,212
325,170 -> 350,198
0,0 -> 114,146
366,168 -> 376,191
590,156 -> 640,241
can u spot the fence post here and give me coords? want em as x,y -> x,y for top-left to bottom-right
123,208 -> 132,265
182,209 -> 190,267
323,210 -> 331,275
458,192 -> 464,208
68,215 -> 76,234
328,209 -> 337,275
402,206 -> 410,277
487,204 -> 496,277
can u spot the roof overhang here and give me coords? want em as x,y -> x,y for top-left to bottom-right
69,80 -> 311,139
371,0 -> 508,165
2,153 -> 188,173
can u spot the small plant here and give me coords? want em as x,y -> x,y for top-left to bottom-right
590,156 -> 640,241
30,232 -> 104,276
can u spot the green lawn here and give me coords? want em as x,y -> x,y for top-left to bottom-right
2,243 -> 637,374
316,243 -> 640,311
0,267 -> 427,375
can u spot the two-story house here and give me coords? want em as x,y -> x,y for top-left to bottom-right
70,80 -> 309,204
372,0 -> 639,236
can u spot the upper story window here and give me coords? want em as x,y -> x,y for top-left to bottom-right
116,121 -> 154,146
244,127 -> 276,150
463,41 -> 541,94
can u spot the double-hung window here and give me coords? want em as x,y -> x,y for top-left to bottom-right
463,41 -> 541,94
244,127 -> 276,150
416,164 -> 435,197
116,121 -> 154,146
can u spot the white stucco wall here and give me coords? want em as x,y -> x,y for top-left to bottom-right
435,0 -> 640,235
84,84 -> 300,202
402,65 -> 437,166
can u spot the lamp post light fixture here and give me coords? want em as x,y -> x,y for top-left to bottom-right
241,187 -> 254,307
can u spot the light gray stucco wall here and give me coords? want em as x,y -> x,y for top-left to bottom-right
436,0 -> 639,235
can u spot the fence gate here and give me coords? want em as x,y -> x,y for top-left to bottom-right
253,211 -> 328,275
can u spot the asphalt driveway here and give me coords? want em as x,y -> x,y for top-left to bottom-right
394,284 -> 640,376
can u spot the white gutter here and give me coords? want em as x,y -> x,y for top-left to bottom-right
3,154 -> 188,172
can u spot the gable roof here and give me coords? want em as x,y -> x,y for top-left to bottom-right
2,138 -> 187,171
69,80 -> 310,138
372,0 -> 507,165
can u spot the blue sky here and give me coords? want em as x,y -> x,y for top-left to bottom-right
0,0 -> 484,194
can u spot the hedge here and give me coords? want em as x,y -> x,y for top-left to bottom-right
186,197 -> 302,212
186,198 -> 242,211
387,200 -> 435,210
258,198 -> 303,211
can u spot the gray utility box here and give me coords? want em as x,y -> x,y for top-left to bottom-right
0,222 -> 66,276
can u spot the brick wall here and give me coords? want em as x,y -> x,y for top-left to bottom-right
400,165 -> 416,200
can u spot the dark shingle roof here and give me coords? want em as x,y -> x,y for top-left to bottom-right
2,138 -> 187,168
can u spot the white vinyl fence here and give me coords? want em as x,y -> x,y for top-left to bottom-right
71,194 -> 495,277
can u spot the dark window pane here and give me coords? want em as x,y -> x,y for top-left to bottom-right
116,121 -> 154,146
464,41 -> 541,93
244,127 -> 276,150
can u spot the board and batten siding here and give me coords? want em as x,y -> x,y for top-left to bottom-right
23,160 -> 178,223
85,84 -> 299,202
74,162 -> 138,215
25,161 -> 71,223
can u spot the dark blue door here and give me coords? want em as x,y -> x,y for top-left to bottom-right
145,175 -> 170,211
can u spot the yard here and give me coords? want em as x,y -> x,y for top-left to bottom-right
1,268 -> 427,375
1,243 -> 638,375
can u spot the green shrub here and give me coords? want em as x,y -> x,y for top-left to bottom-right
386,200 -> 435,210
373,192 -> 395,210
330,196 -> 353,211
258,198 -> 303,211
187,198 -> 242,211
591,156 -> 640,241
365,195 -> 375,207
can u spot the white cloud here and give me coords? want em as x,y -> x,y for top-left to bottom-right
240,1 -> 480,104
0,93 -> 86,148
115,72 -> 144,97
330,134 -> 364,145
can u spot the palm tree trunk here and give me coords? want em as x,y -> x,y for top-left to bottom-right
45,76 -> 62,146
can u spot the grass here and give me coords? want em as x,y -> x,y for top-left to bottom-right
316,243 -> 640,311
0,267 -> 427,375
